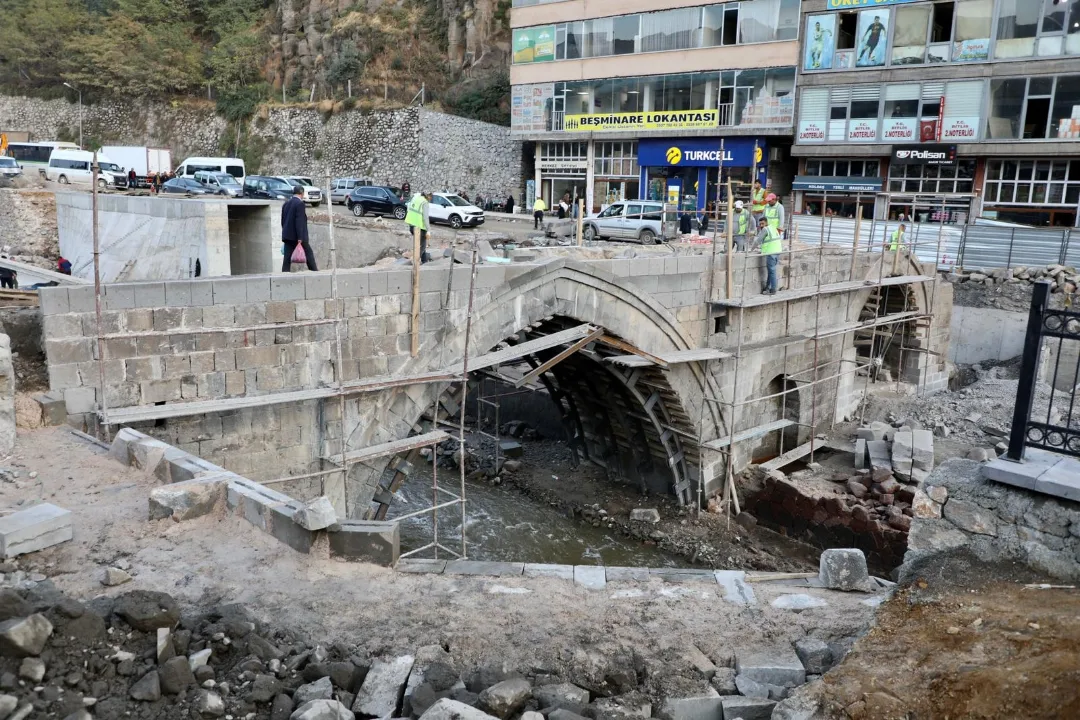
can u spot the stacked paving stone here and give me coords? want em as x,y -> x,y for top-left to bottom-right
947,264 -> 1080,292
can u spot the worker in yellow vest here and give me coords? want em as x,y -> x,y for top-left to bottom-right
756,216 -> 783,295
404,191 -> 431,264
763,192 -> 785,233
533,196 -> 547,230
889,223 -> 907,251
732,200 -> 751,251
751,180 -> 766,224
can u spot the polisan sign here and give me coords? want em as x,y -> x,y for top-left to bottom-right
891,144 -> 957,166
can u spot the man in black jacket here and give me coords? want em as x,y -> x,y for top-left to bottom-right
281,185 -> 318,272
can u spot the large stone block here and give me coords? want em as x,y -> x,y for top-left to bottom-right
353,655 -> 415,719
0,503 -> 73,559
818,548 -> 870,591
734,649 -> 805,688
328,521 -> 399,566
149,473 -> 231,522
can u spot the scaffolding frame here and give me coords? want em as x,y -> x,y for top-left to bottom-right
695,186 -> 948,519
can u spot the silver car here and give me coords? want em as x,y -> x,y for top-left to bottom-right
329,177 -> 373,205
194,170 -> 242,197
582,201 -> 675,244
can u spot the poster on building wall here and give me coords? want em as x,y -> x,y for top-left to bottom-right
855,9 -> 890,67
797,121 -> 827,143
882,117 -> 918,142
511,83 -> 554,134
513,26 -> 555,64
940,117 -> 979,141
740,95 -> 794,127
953,38 -> 990,62
805,14 -> 837,70
847,119 -> 879,142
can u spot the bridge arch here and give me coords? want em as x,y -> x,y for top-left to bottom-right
340,259 -> 726,518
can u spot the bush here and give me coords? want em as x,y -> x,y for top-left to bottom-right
442,73 -> 510,126
216,83 -> 269,123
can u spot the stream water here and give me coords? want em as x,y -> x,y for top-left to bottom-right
388,470 -> 686,567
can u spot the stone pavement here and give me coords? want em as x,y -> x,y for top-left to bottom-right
984,448 -> 1080,502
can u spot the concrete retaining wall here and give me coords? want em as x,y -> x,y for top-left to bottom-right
950,306 -> 1028,365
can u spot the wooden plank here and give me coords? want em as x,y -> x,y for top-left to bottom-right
704,419 -> 795,450
597,335 -> 670,369
605,348 -> 728,368
760,441 -> 815,471
451,323 -> 598,373
710,275 -> 934,308
341,430 -> 449,465
103,387 -> 340,424
514,327 -> 604,387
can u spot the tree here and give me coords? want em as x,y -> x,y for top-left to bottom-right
326,43 -> 364,92
0,0 -> 91,91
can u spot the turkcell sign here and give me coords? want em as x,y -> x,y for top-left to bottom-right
638,137 -> 766,168
892,144 -> 957,166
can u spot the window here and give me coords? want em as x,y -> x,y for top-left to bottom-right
985,158 -> 1080,209
612,15 -> 638,55
595,142 -> 639,177
837,13 -> 858,50
805,159 -> 879,177
1051,75 -> 1080,138
953,0 -> 993,61
888,160 -> 976,195
996,0 -> 1039,58
892,5 -> 930,65
931,3 -> 955,43
226,166 -> 244,178
988,78 -> 1026,138
640,7 -> 698,53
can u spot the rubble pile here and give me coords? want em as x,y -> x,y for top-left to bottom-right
947,264 -> 1079,293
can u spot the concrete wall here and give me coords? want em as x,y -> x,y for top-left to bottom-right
950,306 -> 1028,365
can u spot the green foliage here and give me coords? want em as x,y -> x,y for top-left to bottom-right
326,43 -> 363,89
441,73 -> 510,127
216,83 -> 269,123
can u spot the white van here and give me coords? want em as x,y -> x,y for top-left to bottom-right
45,150 -> 128,189
176,157 -> 246,183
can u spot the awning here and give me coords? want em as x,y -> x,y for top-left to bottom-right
792,176 -> 884,193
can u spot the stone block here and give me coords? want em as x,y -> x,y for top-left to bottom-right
714,571 -> 757,605
38,287 -> 70,315
103,284 -> 135,310
629,508 -> 660,523
266,301 -> 296,323
734,649 -> 805,688
1035,459 -> 1080,502
271,275 -> 306,301
164,281 -> 191,307
148,473 -> 231,522
910,488 -> 941,519
866,440 -> 891,472
793,639 -> 832,675
911,429 -> 934,472
190,281 -> 214,306
32,392 -> 67,427
141,379 -> 181,404
211,278 -> 247,305
46,338 -> 94,365
943,499 -> 998,536
523,563 -> 574,580
892,431 -> 914,481
107,427 -> 146,465
605,566 -> 650,582
328,522 -> 400,566
419,699 -> 498,720
134,282 -> 166,308
395,558 -> 446,574
818,548 -> 870,591
353,655 -> 415,718
444,561 -> 524,577
63,386 -> 97,414
67,285 -> 96,313
246,277 -> 271,302
0,503 -> 73,559
854,439 -> 867,470
657,695 -> 723,720
720,696 -> 775,720
573,565 -> 606,590
339,272 -> 368,298
305,274 -> 333,300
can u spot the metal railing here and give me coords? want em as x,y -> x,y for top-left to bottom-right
1008,281 -> 1080,460
792,216 -> 1079,272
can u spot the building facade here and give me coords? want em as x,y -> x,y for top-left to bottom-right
510,0 -> 801,214
794,0 -> 1080,227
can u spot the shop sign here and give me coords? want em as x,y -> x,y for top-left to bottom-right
847,119 -> 878,142
638,137 -> 766,168
513,26 -> 555,64
891,144 -> 957,166
953,38 -> 990,62
511,83 -> 554,134
537,158 -> 588,171
940,117 -> 979,141
826,0 -> 920,10
882,118 -> 917,142
797,121 -> 826,143
792,176 -> 884,192
563,109 -> 719,132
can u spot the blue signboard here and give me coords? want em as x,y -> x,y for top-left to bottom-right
792,176 -> 883,192
638,137 -> 766,168
826,0 -> 920,11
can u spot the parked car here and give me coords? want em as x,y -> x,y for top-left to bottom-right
582,201 -> 675,244
329,177 -> 373,205
161,177 -> 212,195
0,157 -> 22,179
243,175 -> 294,200
346,185 -> 407,219
430,193 -> 485,229
194,170 -> 242,197
281,176 -> 323,206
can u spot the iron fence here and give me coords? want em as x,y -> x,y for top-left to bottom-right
1008,281 -> 1080,460
792,216 -> 1078,272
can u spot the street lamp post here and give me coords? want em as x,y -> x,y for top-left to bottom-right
63,82 -> 82,149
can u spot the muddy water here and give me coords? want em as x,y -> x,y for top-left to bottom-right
388,471 -> 686,567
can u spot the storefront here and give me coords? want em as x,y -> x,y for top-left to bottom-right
981,158 -> 1080,228
886,144 -> 973,224
792,176 -> 884,219
636,137 -> 769,213
537,141 -> 588,211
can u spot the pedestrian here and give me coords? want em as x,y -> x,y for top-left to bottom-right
0,257 -> 16,290
731,200 -> 751,251
401,181 -> 411,201
404,190 -> 431,265
533,196 -> 547,229
505,194 -> 515,214
474,193 -> 484,209
558,194 -> 569,220
679,211 -> 692,235
756,217 -> 782,295
57,256 -> 72,275
763,193 -> 785,234
281,185 -> 318,272
889,223 -> 907,252
461,191 -> 470,203
128,168 -> 136,189
751,180 -> 766,225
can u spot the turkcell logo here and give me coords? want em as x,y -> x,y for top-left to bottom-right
667,147 -> 733,165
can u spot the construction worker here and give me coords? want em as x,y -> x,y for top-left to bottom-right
751,180 -> 766,225
889,222 -> 907,251
404,191 -> 431,264
731,200 -> 751,251
757,216 -> 783,295
763,193 -> 785,234
533,196 -> 547,230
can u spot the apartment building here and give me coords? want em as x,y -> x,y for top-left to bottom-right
794,0 -> 1080,227
509,0 -> 801,214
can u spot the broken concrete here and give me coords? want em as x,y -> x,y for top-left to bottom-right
295,496 -> 337,531
0,503 -> 73,559
352,655 -> 414,718
148,473 -> 230,521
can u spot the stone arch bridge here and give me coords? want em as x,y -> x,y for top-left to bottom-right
38,246 -> 951,520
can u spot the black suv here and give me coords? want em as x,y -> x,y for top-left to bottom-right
346,185 -> 407,219
243,175 -> 293,200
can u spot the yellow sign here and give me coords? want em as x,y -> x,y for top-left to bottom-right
754,146 -> 763,164
564,110 -> 719,132
666,147 -> 682,164
667,187 -> 680,205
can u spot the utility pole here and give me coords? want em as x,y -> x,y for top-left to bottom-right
63,82 -> 82,149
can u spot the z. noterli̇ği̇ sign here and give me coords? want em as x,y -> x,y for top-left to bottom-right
564,110 -> 719,132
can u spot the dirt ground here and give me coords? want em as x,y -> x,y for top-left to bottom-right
2,426 -> 879,692
815,552 -> 1080,719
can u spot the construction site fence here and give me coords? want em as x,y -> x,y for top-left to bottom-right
791,216 -> 1080,273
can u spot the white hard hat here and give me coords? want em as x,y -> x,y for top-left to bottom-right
735,200 -> 744,209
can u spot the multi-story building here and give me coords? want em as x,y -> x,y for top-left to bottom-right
794,0 -> 1080,228
509,0 -> 802,215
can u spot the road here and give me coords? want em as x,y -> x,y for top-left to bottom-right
327,201 -> 543,241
